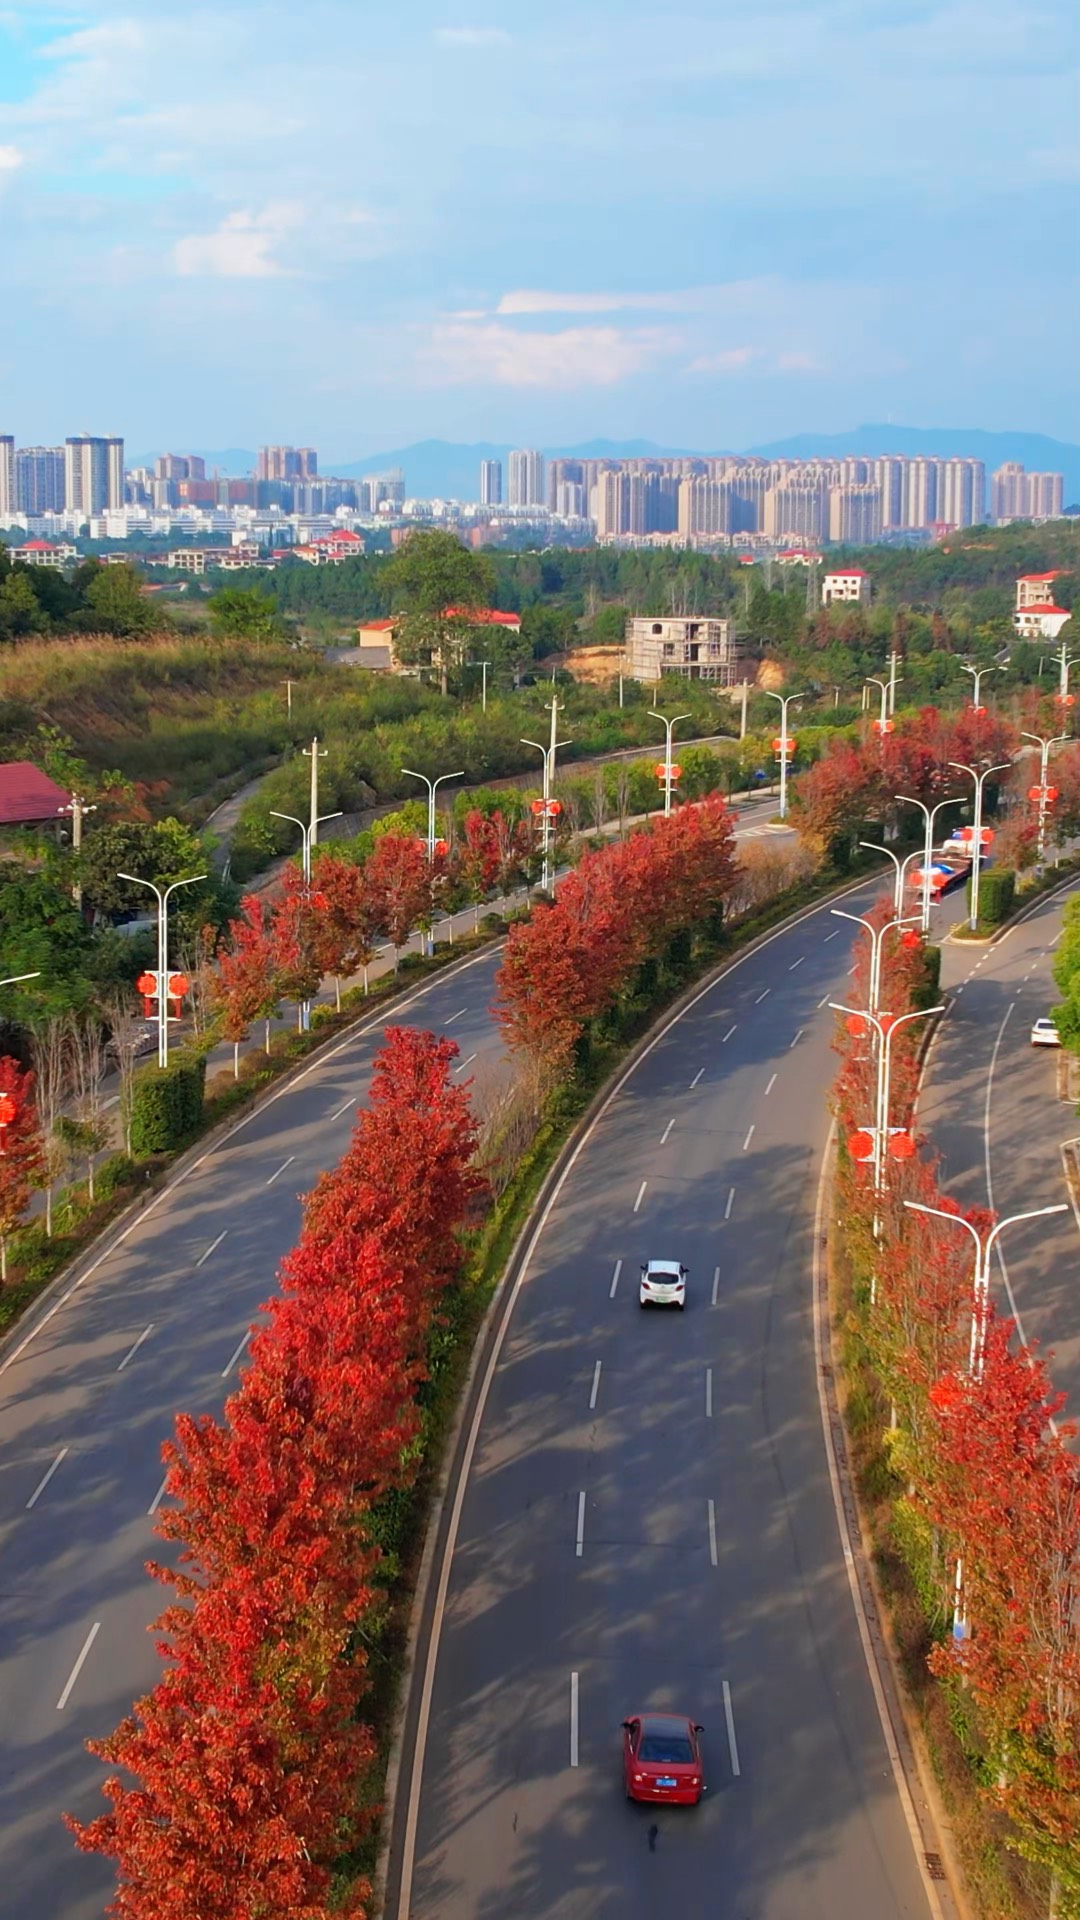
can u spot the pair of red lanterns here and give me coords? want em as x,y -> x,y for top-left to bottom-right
136,971 -> 190,1001
848,1126 -> 916,1162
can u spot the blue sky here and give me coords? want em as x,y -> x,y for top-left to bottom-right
0,0 -> 1077,460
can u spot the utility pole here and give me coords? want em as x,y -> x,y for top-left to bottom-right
887,650 -> 901,716
949,759 -> 1011,932
60,791 -> 97,908
305,736 -> 327,857
283,679 -> 294,716
521,693 -> 569,892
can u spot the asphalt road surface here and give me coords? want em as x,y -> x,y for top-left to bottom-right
919,874 -> 1080,1409
392,878 -> 948,1920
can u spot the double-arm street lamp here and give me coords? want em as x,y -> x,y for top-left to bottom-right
859,839 -> 927,918
763,689 -> 803,821
117,872 -> 206,1068
832,1002 -> 943,1247
895,793 -> 963,933
960,661 -> 1003,710
865,677 -> 890,736
904,1197 -> 1068,1380
401,768 -> 464,955
521,697 -> 569,892
270,807 -> 343,883
650,709 -> 691,819
1020,730 -> 1068,863
948,760 -> 1011,932
830,906 -> 922,1015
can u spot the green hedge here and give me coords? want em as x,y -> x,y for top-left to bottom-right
128,1054 -> 207,1158
967,864 -> 1015,933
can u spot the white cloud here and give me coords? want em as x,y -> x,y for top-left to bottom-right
435,26 -> 512,47
498,288 -> 690,315
419,319 -> 677,388
173,202 -> 301,279
776,350 -> 820,373
687,347 -> 760,373
0,144 -> 23,172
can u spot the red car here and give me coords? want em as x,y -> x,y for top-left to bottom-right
622,1711 -> 704,1805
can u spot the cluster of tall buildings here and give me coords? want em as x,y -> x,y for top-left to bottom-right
132,450 -> 404,517
478,451 -> 1065,544
0,435 -> 125,519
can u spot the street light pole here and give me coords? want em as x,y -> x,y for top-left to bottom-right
1021,730 -> 1067,863
887,650 -> 901,716
960,662 -> 1003,710
649,709 -> 692,818
267,810 -> 343,1027
304,736 -> 328,859
948,760 -> 1011,933
401,767 -> 464,952
763,689 -> 803,821
832,1002 -> 944,1242
904,1199 -> 1067,1379
896,793 -> 963,933
831,906 -> 922,1015
865,677 -> 889,735
521,697 -> 569,891
117,872 -> 207,1068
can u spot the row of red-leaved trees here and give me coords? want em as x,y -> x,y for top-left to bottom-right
67,1025 -> 483,1919
833,899 -> 1080,1913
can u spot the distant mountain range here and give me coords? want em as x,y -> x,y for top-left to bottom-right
130,427 -> 1080,504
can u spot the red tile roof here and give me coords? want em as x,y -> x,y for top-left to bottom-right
0,761 -> 71,826
1018,605 -> 1071,618
1018,571 -> 1067,582
18,540 -> 57,553
445,606 -> 521,627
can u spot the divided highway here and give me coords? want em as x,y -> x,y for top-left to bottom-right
392,881 -> 945,1920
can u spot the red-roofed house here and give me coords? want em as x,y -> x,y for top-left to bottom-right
0,762 -> 71,828
14,540 -> 78,568
1014,603 -> 1073,641
822,569 -> 870,607
354,607 -> 521,673
776,548 -> 823,567
1016,571 -> 1069,611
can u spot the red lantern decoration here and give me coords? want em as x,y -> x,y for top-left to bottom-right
167,973 -> 190,997
971,704 -> 987,715
530,798 -> 546,815
888,1130 -> 916,1160
771,737 -> 795,754
136,971 -> 158,997
1045,786 -> 1059,803
0,1093 -> 16,1127
432,841 -> 448,857
872,718 -> 896,735
548,799 -> 563,815
844,1013 -> 867,1037
878,1011 -> 896,1032
1058,693 -> 1077,708
847,1128 -> 876,1163
900,928 -> 922,950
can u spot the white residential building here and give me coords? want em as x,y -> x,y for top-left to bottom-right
822,568 -> 870,606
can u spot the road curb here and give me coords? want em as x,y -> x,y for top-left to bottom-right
377,862 -> 896,1920
0,941 -> 503,1381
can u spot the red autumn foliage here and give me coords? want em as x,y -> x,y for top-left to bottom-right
0,1055 -> 42,1279
211,895 -> 281,1072
69,1028 -> 483,1919
363,832 -> 431,958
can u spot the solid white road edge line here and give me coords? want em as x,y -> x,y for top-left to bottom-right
56,1622 -> 100,1711
221,1331 -> 250,1379
570,1672 -> 579,1768
0,947 -> 500,1387
609,1259 -> 622,1299
195,1228 -> 228,1269
589,1361 -> 601,1412
575,1491 -> 586,1557
722,1680 -> 741,1778
26,1447 -> 68,1510
392,871 -> 888,1920
116,1324 -> 153,1372
265,1156 -> 295,1186
812,1122 -> 948,1920
633,1180 -> 647,1213
708,1499 -> 718,1568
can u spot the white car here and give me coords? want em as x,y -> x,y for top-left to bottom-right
1031,1018 -> 1061,1048
639,1259 -> 687,1309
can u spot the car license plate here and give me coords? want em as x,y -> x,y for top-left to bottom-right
656,1776 -> 677,1788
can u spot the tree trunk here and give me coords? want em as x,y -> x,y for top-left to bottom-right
233,1039 -> 240,1079
264,1018 -> 271,1052
88,1157 -> 95,1203
335,976 -> 341,1012
1,1234 -> 6,1282
363,964 -> 369,995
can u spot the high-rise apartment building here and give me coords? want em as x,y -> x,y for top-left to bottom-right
15,446 -> 65,514
507,448 -> 546,508
828,484 -> 884,544
479,459 -> 502,506
903,458 -> 938,530
156,453 -> 207,482
991,464 -> 1065,523
257,446 -> 318,482
938,459 -> 986,529
869,458 -> 905,529
64,435 -> 124,515
0,436 -> 13,521
677,477 -> 734,538
763,480 -> 829,542
1027,471 -> 1065,519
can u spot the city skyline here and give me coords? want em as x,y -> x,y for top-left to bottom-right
0,1 -> 1076,452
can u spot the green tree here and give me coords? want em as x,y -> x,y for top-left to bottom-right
384,529 -> 496,695
208,586 -> 286,643
0,868 -> 96,1022
0,570 -> 48,639
77,818 -> 211,919
76,563 -> 153,637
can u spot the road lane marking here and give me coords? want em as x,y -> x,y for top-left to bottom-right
116,1324 -> 153,1372
660,1118 -> 675,1144
575,1491 -> 586,1557
722,1680 -> 741,1777
725,1187 -> 735,1220
712,1264 -> 720,1304
847,964 -> 857,975
708,1499 -> 718,1567
691,1067 -> 705,1087
824,929 -> 839,941
765,1073 -> 777,1096
148,1475 -> 168,1517
57,1622 -> 101,1711
444,1007 -> 467,1024
788,955 -> 805,970
265,1156 -> 294,1187
195,1229 -> 228,1269
454,1052 -> 477,1073
754,988 -> 771,1003
609,1259 -> 622,1299
743,1125 -> 755,1151
633,1180 -> 647,1213
222,1330 -> 250,1378
817,993 -> 830,1008
26,1447 -> 68,1510
570,1672 -> 579,1767
589,1361 -> 602,1411
789,1028 -> 804,1048
722,1024 -> 737,1042
705,1368 -> 713,1418
330,1096 -> 355,1121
